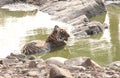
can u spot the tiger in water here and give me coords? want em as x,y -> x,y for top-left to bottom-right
21,25 -> 70,55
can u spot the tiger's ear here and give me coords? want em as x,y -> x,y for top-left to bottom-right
54,25 -> 59,32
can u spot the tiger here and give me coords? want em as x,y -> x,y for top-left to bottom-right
21,25 -> 70,55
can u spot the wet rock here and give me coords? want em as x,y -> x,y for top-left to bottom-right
86,21 -> 104,35
46,57 -> 68,67
49,64 -> 72,78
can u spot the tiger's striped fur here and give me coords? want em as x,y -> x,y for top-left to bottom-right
21,25 -> 70,55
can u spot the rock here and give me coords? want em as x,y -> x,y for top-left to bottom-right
81,58 -> 101,68
27,71 -> 39,77
63,65 -> 86,72
86,21 -> 104,35
45,57 -> 68,67
6,56 -> 17,59
2,58 -> 19,65
67,15 -> 89,26
78,73 -> 93,78
49,64 -> 72,78
28,55 -> 36,60
0,59 -> 3,64
0,57 -> 120,78
28,60 -> 37,68
9,53 -> 25,59
21,69 -> 29,74
71,21 -> 104,37
64,57 -> 101,69
26,0 -> 47,5
39,0 -> 106,23
64,57 -> 90,66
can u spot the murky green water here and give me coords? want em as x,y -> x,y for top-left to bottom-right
0,4 -> 120,66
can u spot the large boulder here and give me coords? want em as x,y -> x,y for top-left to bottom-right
39,0 -> 106,24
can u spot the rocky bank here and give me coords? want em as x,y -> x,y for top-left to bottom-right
0,53 -> 120,78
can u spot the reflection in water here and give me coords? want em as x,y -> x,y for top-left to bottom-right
101,12 -> 111,42
107,4 -> 120,61
118,15 -> 120,44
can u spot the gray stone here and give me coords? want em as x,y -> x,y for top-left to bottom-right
64,57 -> 101,68
49,64 -> 72,78
26,0 -> 47,5
71,21 -> 104,37
67,15 -> 89,26
64,57 -> 90,66
46,57 -> 68,67
28,55 -> 36,60
10,53 -> 25,59
2,58 -> 19,65
39,0 -> 106,23
28,60 -> 37,68
63,65 -> 86,72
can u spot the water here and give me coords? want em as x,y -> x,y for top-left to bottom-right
0,3 -> 120,66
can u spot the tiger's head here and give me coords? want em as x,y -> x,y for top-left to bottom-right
53,25 -> 70,42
